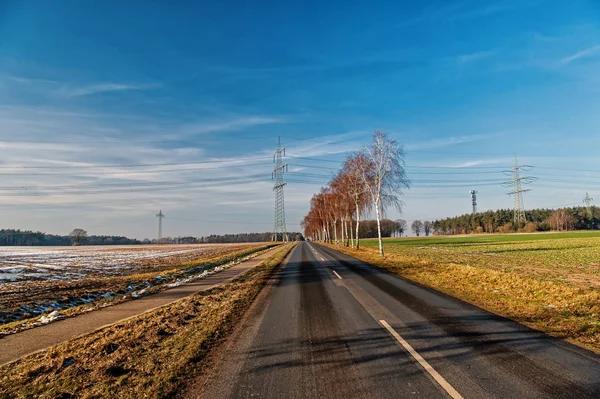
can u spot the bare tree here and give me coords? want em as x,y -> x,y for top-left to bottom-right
358,131 -> 410,256
411,220 -> 423,236
69,228 -> 87,245
423,221 -> 432,236
330,171 -> 353,246
395,219 -> 407,237
343,153 -> 370,249
547,209 -> 574,231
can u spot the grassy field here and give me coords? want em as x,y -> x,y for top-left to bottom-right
367,230 -> 600,246
331,231 -> 600,351
0,243 -> 296,399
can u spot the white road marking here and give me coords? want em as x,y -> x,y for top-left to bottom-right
379,320 -> 463,399
332,269 -> 342,279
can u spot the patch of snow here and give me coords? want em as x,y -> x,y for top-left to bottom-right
0,273 -> 20,281
39,310 -> 60,324
131,289 -> 147,298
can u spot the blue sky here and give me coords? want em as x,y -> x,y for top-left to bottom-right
0,0 -> 599,238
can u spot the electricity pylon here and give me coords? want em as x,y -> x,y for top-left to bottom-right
584,192 -> 594,218
502,155 -> 537,225
272,137 -> 288,242
470,189 -> 478,214
156,210 -> 165,241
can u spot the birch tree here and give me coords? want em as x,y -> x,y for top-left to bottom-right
342,153 -> 370,249
358,131 -> 410,256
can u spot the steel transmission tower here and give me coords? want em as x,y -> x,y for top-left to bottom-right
501,155 -> 537,225
470,190 -> 478,214
584,192 -> 594,217
272,137 -> 289,242
156,210 -> 165,241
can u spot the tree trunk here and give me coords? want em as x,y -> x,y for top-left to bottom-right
375,201 -> 384,256
355,202 -> 361,250
349,218 -> 354,247
333,219 -> 338,244
344,218 -> 349,246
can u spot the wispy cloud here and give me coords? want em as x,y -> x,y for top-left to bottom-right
457,50 -> 496,64
3,75 -> 159,98
453,158 -> 509,167
560,44 -> 600,64
451,1 -> 542,20
285,131 -> 366,159
405,134 -> 491,151
177,116 -> 285,137
58,82 -> 157,97
4,75 -> 59,85
398,1 -> 542,27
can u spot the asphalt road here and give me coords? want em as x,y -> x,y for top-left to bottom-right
194,241 -> 600,399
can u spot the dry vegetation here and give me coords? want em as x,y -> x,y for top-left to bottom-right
0,243 -> 295,399
325,232 -> 600,351
0,243 -> 273,335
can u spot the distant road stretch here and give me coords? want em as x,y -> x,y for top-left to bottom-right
196,242 -> 600,399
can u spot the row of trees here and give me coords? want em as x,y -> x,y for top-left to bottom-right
410,220 -> 433,236
302,131 -> 410,255
198,232 -> 304,243
433,206 -> 600,235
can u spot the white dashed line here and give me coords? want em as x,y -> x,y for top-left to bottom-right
332,270 -> 342,280
379,320 -> 463,399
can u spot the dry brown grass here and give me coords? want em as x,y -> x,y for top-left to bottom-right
0,243 -> 295,399
325,242 -> 600,352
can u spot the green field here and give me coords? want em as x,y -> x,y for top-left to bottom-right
332,231 -> 600,351
363,230 -> 600,247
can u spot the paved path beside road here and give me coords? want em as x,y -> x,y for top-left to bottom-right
0,245 -> 283,366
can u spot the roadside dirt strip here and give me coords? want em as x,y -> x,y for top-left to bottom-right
0,246 -> 283,366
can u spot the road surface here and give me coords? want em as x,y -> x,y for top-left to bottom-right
0,245 -> 282,366
194,241 -> 600,398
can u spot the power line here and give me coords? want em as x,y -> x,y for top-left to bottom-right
272,137 -> 289,242
0,161 -> 274,176
165,217 -> 274,226
501,155 -> 537,225
0,156 -> 273,169
584,192 -> 594,218
156,210 -> 165,241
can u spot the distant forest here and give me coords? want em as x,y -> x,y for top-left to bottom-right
0,230 -> 141,246
198,232 -> 304,243
355,219 -> 402,238
433,206 -> 600,235
0,229 -> 305,246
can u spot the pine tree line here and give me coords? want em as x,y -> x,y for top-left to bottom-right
432,206 -> 600,235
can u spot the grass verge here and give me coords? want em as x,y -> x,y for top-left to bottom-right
323,242 -> 600,352
0,243 -> 296,399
